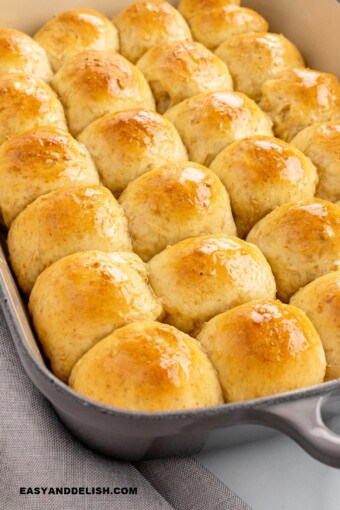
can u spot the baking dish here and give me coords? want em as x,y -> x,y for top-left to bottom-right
1,0 -> 340,466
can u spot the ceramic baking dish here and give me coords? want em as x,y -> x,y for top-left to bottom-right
1,0 -> 340,466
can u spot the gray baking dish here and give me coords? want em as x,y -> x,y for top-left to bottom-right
1,238 -> 340,466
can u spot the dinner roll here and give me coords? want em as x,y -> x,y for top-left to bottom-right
34,8 -> 119,72
113,0 -> 191,64
119,161 -> 237,260
197,300 -> 326,402
247,199 -> 340,302
259,68 -> 340,142
190,6 -> 268,50
165,91 -> 273,166
137,40 -> 233,113
0,73 -> 67,145
179,0 -> 240,21
8,185 -> 132,295
69,321 -> 224,411
215,32 -> 304,102
148,235 -> 276,333
0,27 -> 52,81
78,109 -> 187,196
29,251 -> 163,382
51,50 -> 155,135
290,272 -> 340,381
210,135 -> 318,237
0,127 -> 99,227
291,122 -> 340,203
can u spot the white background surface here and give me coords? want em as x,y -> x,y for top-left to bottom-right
196,432 -> 340,510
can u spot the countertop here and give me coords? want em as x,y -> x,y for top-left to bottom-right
196,429 -> 340,510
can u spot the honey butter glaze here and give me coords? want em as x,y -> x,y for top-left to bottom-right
210,135 -> 318,237
34,8 -> 119,71
259,67 -> 340,141
137,40 -> 233,113
0,27 -> 52,81
29,251 -> 163,382
8,185 -> 132,294
78,109 -> 187,195
290,271 -> 340,381
165,90 -> 273,166
291,122 -> 340,203
197,300 -> 326,402
0,72 -> 67,145
148,234 -> 276,334
51,50 -> 155,135
119,161 -> 236,260
189,5 -> 268,51
69,321 -> 224,411
0,1 -> 338,419
247,199 -> 340,302
178,0 -> 240,21
215,32 -> 304,102
113,0 -> 192,64
0,126 -> 99,227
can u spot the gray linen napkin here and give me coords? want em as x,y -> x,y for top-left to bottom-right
0,305 -> 251,510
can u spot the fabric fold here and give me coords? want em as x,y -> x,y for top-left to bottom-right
0,305 -> 250,510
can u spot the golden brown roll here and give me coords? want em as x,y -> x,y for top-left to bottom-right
215,32 -> 304,102
0,72 -> 67,145
148,234 -> 276,333
197,300 -> 326,402
259,68 -> 340,142
136,40 -> 233,113
34,8 -> 119,72
0,127 -> 99,227
113,0 -> 192,64
0,27 -> 53,81
51,50 -> 155,135
119,161 -> 237,260
179,0 -> 240,21
69,320 -> 224,410
190,5 -> 268,50
290,272 -> 340,381
210,135 -> 318,237
247,199 -> 340,302
29,251 -> 163,382
78,109 -> 187,196
8,185 -> 132,295
165,91 -> 273,166
291,122 -> 340,203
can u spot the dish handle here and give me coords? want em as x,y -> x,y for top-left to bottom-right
255,390 -> 340,468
